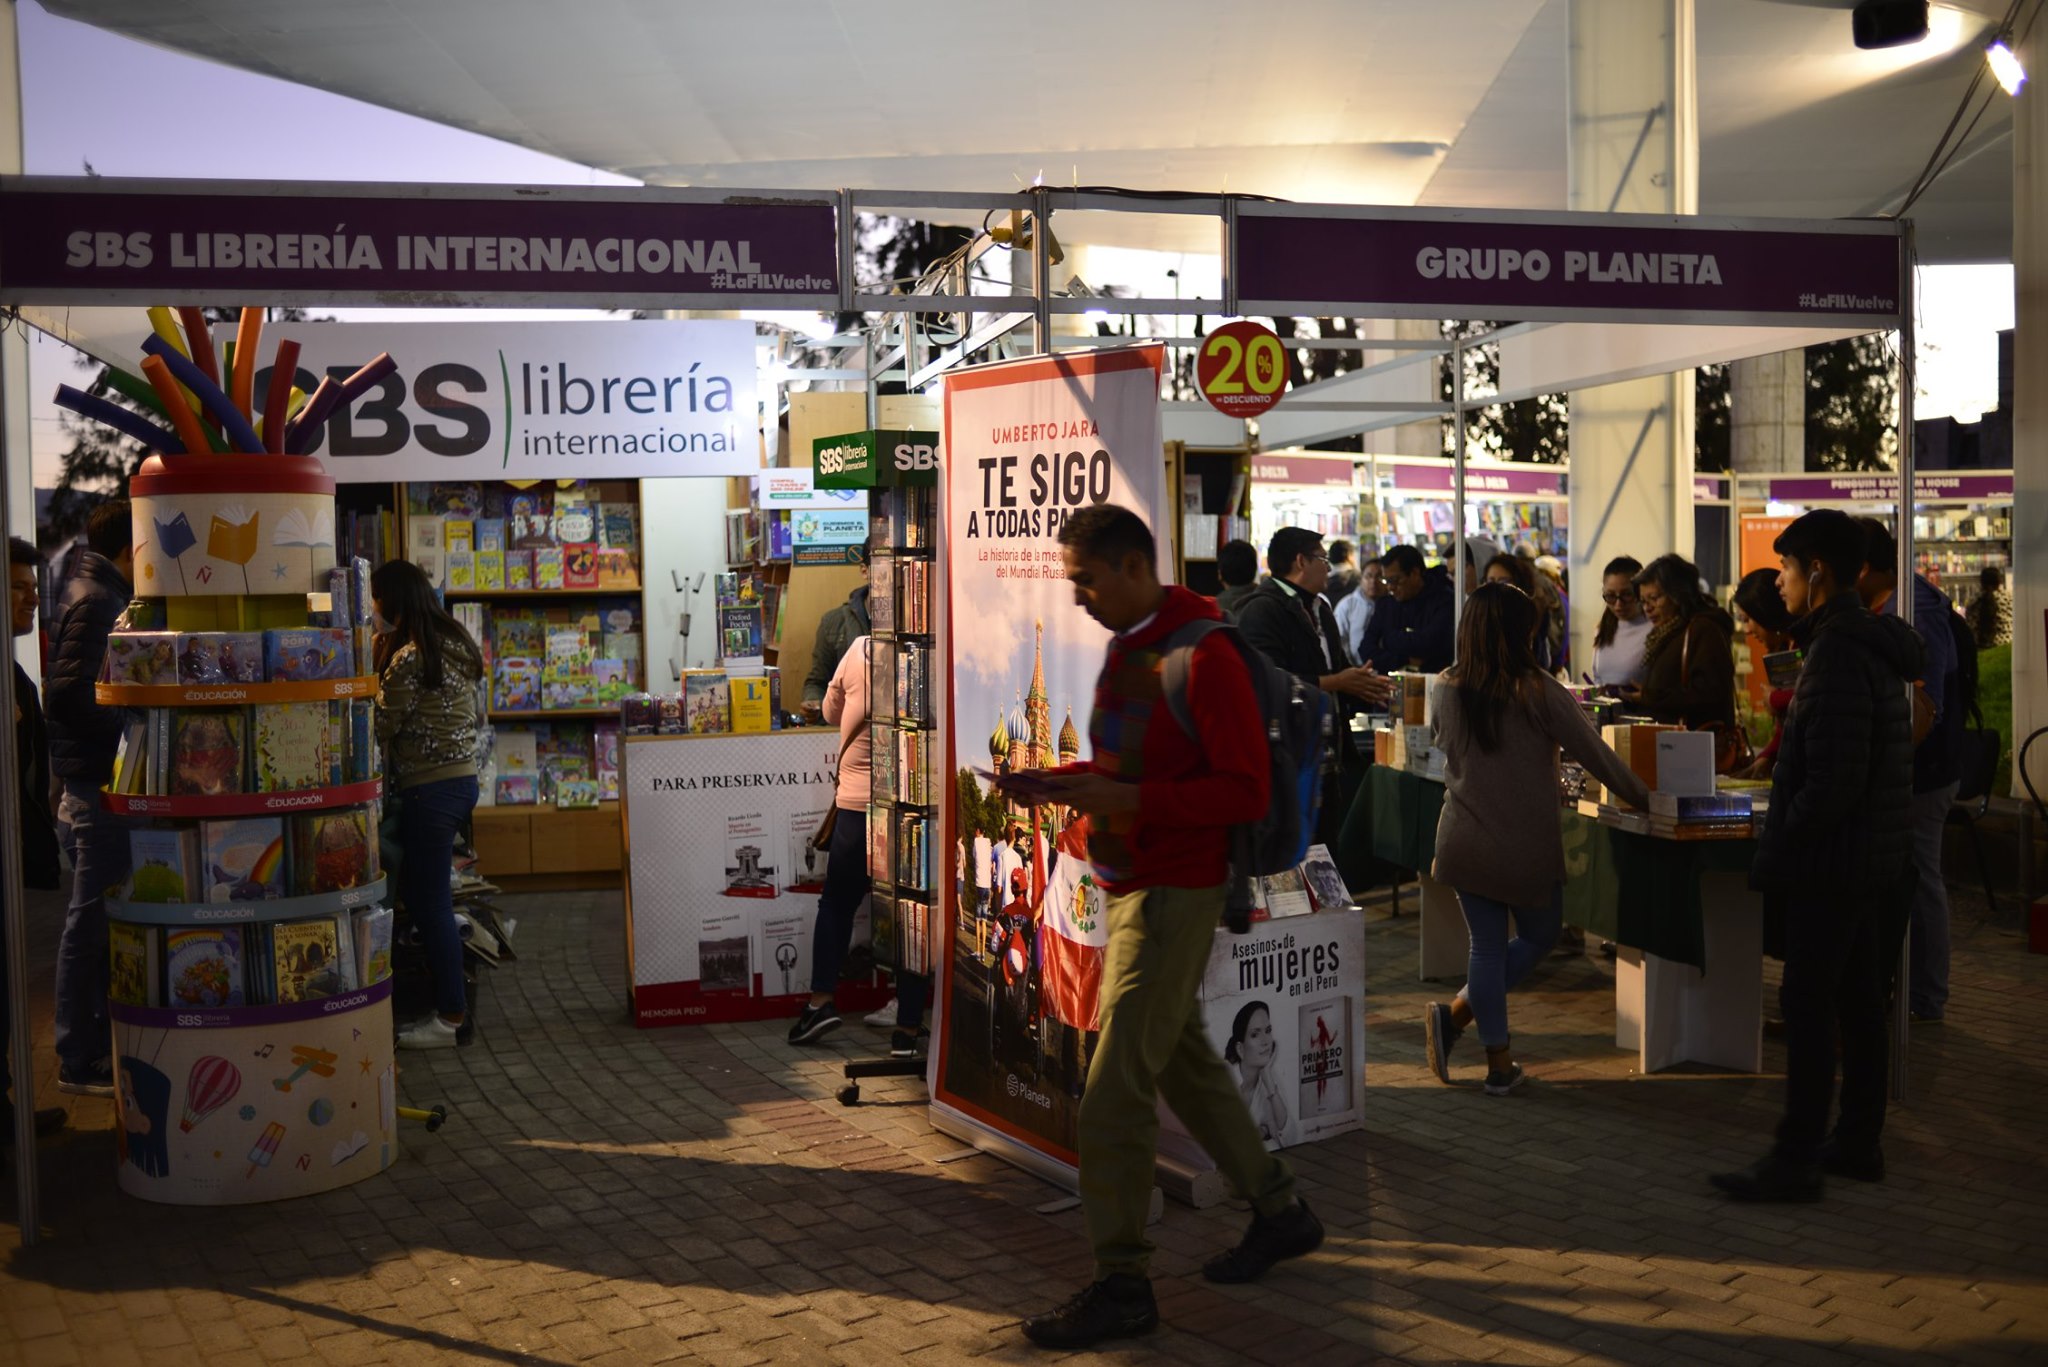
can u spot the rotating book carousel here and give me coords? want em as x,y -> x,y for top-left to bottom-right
56,307 -> 403,1204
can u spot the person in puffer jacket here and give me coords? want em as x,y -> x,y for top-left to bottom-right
1713,509 -> 1921,1204
44,501 -> 134,1097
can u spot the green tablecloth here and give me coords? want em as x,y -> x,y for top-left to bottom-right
1360,764 -> 1757,973
1365,764 -> 1446,873
1559,809 -> 1755,973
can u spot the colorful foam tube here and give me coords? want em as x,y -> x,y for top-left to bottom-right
262,338 -> 301,453
232,307 -> 264,419
175,308 -> 219,386
98,364 -> 173,420
282,376 -> 344,455
140,334 -> 264,454
338,352 -> 396,401
53,384 -> 182,454
145,306 -> 190,360
137,356 -> 214,456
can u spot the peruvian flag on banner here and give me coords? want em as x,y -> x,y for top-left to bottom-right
1039,819 -> 1107,1030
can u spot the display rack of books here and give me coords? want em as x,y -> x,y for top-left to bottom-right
1913,501 -> 2012,611
865,481 -> 938,984
1176,446 -> 1252,596
99,452 -> 396,1206
405,479 -> 646,882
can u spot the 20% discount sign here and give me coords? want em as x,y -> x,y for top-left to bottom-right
1195,320 -> 1289,418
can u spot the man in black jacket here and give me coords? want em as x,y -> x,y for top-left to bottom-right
1357,544 -> 1455,674
46,501 -> 133,1097
1237,528 -> 1390,846
3,539 -> 66,1147
1713,510 -> 1920,1202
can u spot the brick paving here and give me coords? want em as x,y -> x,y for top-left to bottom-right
3,875 -> 2045,1365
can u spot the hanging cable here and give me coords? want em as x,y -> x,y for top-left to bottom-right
1891,0 -> 2035,218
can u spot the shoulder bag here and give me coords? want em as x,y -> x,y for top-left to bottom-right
810,717 -> 870,850
1680,617 -> 1754,776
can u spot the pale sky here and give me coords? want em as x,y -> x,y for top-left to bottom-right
18,0 -> 2020,486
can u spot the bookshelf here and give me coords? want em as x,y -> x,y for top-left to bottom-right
1176,445 -> 1253,596
865,481 -> 938,984
400,478 -> 647,882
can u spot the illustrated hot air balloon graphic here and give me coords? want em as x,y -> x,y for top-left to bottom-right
180,1055 -> 242,1133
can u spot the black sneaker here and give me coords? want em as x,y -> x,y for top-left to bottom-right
1709,1155 -> 1824,1203
1201,1199 -> 1324,1284
1482,1062 -> 1525,1097
1021,1274 -> 1157,1349
57,1058 -> 114,1098
787,1004 -> 841,1045
1818,1138 -> 1885,1183
1423,1002 -> 1457,1085
889,1030 -> 925,1059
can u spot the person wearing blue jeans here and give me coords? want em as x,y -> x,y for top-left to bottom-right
396,775 -> 481,1029
371,559 -> 485,1051
790,636 -> 882,1047
1442,890 -> 1563,1092
1421,582 -> 1649,1095
43,503 -> 136,1097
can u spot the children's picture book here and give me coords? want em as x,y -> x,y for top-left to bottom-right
289,809 -> 374,894
495,615 -> 546,658
595,547 -> 636,588
534,546 -> 565,590
446,549 -> 476,592
594,726 -> 620,802
505,550 -> 535,591
494,727 -> 539,778
494,658 -> 541,712
166,926 -> 247,1008
105,633 -> 178,686
599,501 -> 638,552
685,671 -> 731,734
591,659 -> 630,705
563,542 -> 598,589
128,826 -> 202,902
352,905 -> 395,986
509,487 -> 554,547
200,817 -> 286,902
168,709 -> 246,797
555,778 -> 600,810
177,632 -> 265,684
444,518 -> 475,555
108,922 -> 158,1006
552,491 -> 596,545
542,665 -> 597,710
272,917 -> 347,1003
264,628 -> 353,681
495,774 -> 538,804
251,701 -> 331,792
476,517 -> 506,553
113,716 -> 148,795
477,550 -> 505,590
425,482 -> 483,517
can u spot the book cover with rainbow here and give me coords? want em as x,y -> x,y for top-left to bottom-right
201,817 -> 286,902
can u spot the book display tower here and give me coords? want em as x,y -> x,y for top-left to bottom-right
57,309 -> 398,1205
813,428 -> 936,1103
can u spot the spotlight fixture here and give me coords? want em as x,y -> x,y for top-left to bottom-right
1986,39 -> 2027,95
1852,0 -> 1930,50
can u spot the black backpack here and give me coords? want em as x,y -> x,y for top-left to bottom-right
1155,619 -> 1333,931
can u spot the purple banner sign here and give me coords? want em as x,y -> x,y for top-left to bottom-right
1250,454 -> 1357,487
1767,472 -> 2013,502
1237,208 -> 1901,326
0,178 -> 839,307
1694,475 -> 1728,502
1388,463 -> 1564,498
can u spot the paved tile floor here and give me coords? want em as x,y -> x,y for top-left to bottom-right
3,876 -> 2045,1365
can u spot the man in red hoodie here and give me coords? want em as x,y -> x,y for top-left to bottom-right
998,504 -> 1322,1351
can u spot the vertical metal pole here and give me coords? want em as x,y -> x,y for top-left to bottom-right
0,328 -> 37,1243
1031,187 -> 1053,356
1452,339 -> 1467,640
837,188 -> 857,318
1892,225 -> 1917,1102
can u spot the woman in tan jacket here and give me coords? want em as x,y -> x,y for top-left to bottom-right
1423,583 -> 1648,1095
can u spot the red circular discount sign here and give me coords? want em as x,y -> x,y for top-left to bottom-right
1196,320 -> 1288,418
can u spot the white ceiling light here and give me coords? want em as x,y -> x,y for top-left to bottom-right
1986,39 -> 2026,95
